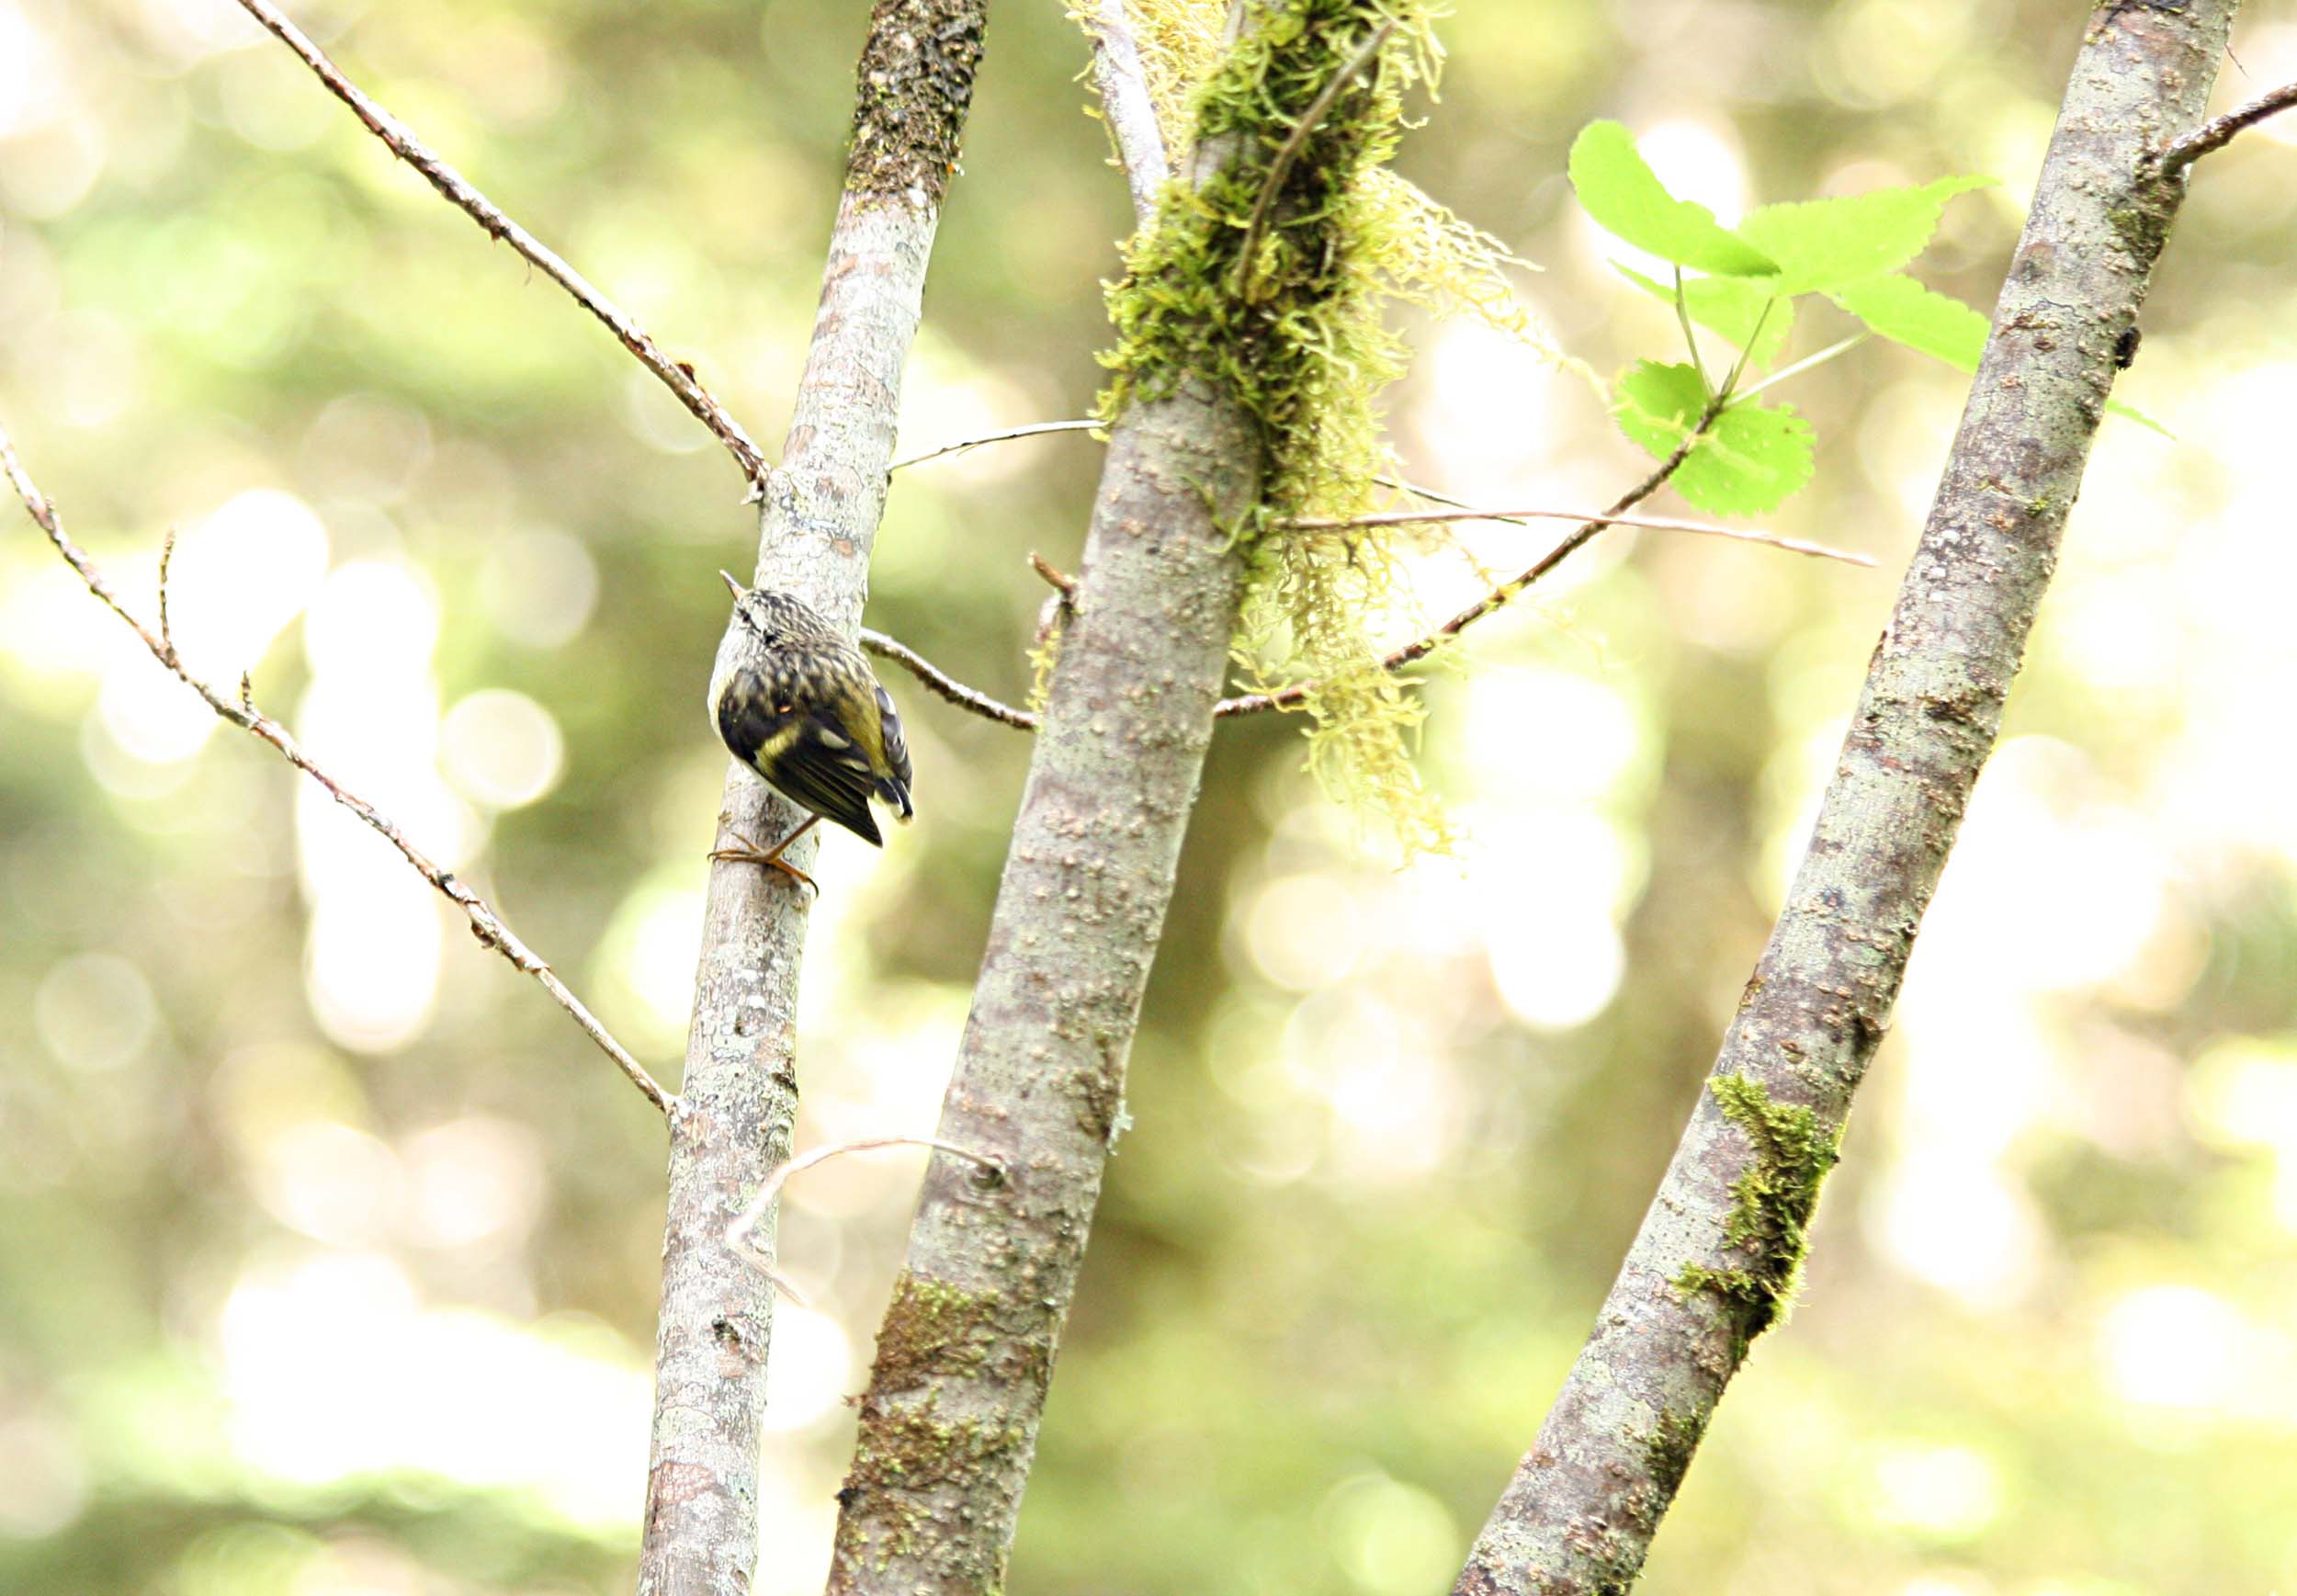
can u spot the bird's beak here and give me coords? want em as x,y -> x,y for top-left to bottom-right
719,571 -> 748,600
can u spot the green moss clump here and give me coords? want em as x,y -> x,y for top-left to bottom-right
1098,0 -> 1423,479
1092,0 -> 1563,855
1671,1073 -> 1842,1347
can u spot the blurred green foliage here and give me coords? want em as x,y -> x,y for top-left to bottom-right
5,2 -> 2297,1594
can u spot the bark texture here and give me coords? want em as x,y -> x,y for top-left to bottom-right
825,379 -> 1259,1595
817,0 -> 1426,1579
636,3 -> 985,1592
1453,6 -> 2240,1593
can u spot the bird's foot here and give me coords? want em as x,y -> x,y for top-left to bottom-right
708,826 -> 820,898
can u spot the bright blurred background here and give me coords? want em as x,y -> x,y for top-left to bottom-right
5,0 -> 2297,1592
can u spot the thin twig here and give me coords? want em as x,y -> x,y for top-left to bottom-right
1219,418 -> 1719,717
1232,19 -> 1396,294
156,526 -> 179,662
1029,551 -> 1080,658
2158,79 -> 2297,175
888,418 -> 1101,472
1716,296 -> 1775,399
861,629 -> 1041,730
1725,331 -> 1869,410
1673,266 -> 1712,397
231,0 -> 771,494
1,424 -> 674,1117
1277,504 -> 1870,564
871,416 -> 1873,730
1081,0 -> 1172,232
725,1137 -> 1004,1305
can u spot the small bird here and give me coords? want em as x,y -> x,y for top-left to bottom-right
707,572 -> 913,893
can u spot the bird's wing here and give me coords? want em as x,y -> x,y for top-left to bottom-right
718,667 -> 882,846
773,712 -> 883,846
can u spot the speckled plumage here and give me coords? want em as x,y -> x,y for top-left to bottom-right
708,575 -> 913,848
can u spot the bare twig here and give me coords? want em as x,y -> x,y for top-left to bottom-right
861,629 -> 1041,730
0,424 -> 674,1117
725,1136 -> 1004,1305
1028,551 -> 1079,594
156,526 -> 179,660
1028,550 -> 1079,660
231,0 -> 771,494
1233,18 -> 1396,294
872,428 -> 1873,732
888,418 -> 1102,472
1081,0 -> 1172,231
1221,418 -> 1715,717
1278,504 -> 1872,564
2158,79 -> 2297,175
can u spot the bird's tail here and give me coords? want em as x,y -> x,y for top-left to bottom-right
877,777 -> 914,821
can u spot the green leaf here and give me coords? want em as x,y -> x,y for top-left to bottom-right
1830,273 -> 1987,370
1736,175 -> 1992,294
1568,121 -> 1778,277
1613,360 -> 1816,515
1615,265 -> 1795,371
1834,275 -> 2172,435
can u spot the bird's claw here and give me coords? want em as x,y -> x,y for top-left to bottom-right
708,827 -> 820,898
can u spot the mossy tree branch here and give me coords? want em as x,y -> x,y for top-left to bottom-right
822,4 -> 1420,1590
1452,6 -> 2241,1593
636,3 -> 985,1592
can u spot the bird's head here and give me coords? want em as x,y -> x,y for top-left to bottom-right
720,571 -> 784,647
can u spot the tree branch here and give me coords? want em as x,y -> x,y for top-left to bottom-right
1278,503 -> 1873,565
859,629 -> 1041,730
725,1137 -> 1005,1306
866,466 -> 1871,733
1220,424 -> 1711,717
232,0 -> 772,493
2157,78 -> 2297,175
1081,0 -> 1172,232
638,1 -> 987,1591
0,424 -> 673,1117
1451,6 -> 2240,1592
823,5 -> 1422,1589
887,418 -> 1102,471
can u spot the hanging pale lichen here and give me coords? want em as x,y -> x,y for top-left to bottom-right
1084,0 -> 1565,853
